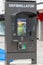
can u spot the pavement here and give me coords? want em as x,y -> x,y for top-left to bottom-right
37,40 -> 43,64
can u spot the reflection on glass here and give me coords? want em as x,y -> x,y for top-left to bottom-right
17,19 -> 26,36
0,21 -> 5,35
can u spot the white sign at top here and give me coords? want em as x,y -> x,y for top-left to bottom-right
36,0 -> 43,3
0,0 -> 5,15
37,0 -> 43,10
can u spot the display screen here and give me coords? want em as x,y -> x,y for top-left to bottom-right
17,18 -> 26,36
0,21 -> 5,35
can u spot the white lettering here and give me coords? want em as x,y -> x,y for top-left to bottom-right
9,4 -> 34,8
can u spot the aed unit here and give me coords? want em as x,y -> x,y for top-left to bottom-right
5,0 -> 37,65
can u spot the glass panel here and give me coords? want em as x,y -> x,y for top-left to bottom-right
17,18 -> 26,36
0,21 -> 5,35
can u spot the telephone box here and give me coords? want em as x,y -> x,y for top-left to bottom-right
5,0 -> 37,65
